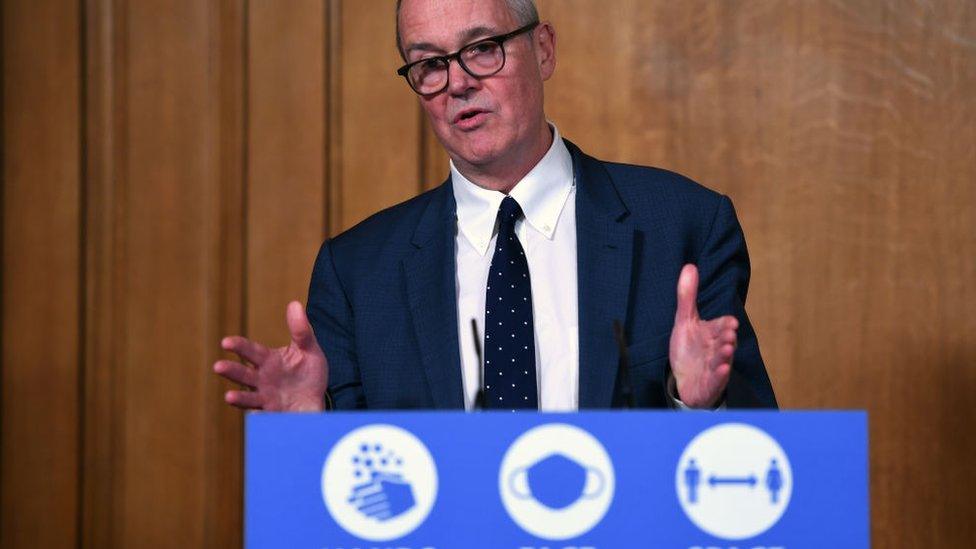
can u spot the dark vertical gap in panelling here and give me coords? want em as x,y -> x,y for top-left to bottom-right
0,0 -> 6,538
326,0 -> 342,237
236,1 -> 247,542
322,1 -> 330,238
202,1 -> 247,544
242,0 -> 250,335
80,1 -> 107,544
76,0 -> 88,546
201,3 -> 216,544
111,0 -> 128,542
236,0 -> 247,535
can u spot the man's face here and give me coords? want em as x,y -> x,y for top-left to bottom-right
398,0 -> 555,175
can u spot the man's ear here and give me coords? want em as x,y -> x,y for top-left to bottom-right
535,22 -> 556,81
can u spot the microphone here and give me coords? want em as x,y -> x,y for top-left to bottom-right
613,320 -> 636,409
470,318 -> 486,410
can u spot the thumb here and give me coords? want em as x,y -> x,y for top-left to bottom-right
286,301 -> 317,351
675,264 -> 700,322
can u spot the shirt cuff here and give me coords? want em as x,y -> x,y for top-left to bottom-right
667,370 -> 727,411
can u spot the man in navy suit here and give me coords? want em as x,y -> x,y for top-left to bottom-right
214,0 -> 776,411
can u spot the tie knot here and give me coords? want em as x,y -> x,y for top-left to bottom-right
497,196 -> 524,231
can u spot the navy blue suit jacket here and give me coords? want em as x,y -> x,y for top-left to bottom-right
308,140 -> 777,410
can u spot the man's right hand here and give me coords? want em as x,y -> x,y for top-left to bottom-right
213,301 -> 328,412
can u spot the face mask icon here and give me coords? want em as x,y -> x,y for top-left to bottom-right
507,452 -> 606,510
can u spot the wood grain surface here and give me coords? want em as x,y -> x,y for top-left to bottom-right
1,1 -> 81,546
247,0 -> 326,347
116,1 -> 218,545
1,0 -> 973,547
539,2 -> 976,545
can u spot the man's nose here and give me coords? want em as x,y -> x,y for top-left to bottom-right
446,59 -> 479,96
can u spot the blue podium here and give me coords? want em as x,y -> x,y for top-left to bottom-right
246,411 -> 868,548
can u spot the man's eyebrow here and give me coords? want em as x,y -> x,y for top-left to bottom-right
405,42 -> 445,57
405,25 -> 502,58
457,25 -> 500,44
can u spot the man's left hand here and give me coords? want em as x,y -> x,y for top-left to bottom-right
669,264 -> 737,408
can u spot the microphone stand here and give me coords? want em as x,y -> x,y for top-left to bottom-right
470,318 -> 486,410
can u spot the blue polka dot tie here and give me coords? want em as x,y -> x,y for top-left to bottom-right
484,196 -> 538,410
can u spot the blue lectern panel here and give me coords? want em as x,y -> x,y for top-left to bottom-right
246,411 -> 867,548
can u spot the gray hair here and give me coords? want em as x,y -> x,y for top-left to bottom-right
396,0 -> 540,59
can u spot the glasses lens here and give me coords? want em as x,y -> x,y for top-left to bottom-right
409,58 -> 448,94
460,41 -> 504,75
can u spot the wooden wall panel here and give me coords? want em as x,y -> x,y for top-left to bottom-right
541,0 -> 976,545
81,1 -> 246,546
117,0 -> 217,545
335,0 -> 422,232
0,1 -> 81,547
81,0 -> 123,544
246,0 -> 326,344
206,2 -> 246,546
75,0 -> 244,546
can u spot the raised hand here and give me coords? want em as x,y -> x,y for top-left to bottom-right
669,264 -> 737,408
213,301 -> 328,412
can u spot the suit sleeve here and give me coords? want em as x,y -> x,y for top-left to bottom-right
694,195 -> 778,408
307,240 -> 366,409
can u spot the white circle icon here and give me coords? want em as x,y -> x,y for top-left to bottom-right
321,424 -> 438,542
499,423 -> 615,540
675,423 -> 792,540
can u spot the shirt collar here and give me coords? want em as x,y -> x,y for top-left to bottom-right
451,124 -> 575,256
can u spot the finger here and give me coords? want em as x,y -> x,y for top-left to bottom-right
675,264 -> 699,322
711,316 -> 738,333
224,389 -> 264,409
715,315 -> 738,330
720,329 -> 737,346
221,335 -> 270,365
707,315 -> 738,336
715,343 -> 736,368
707,319 -> 725,338
286,301 -> 318,351
213,359 -> 258,388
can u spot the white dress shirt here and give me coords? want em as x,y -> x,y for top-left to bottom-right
453,126 -> 579,411
451,126 -> 710,411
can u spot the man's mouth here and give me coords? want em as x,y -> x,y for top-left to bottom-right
453,108 -> 489,126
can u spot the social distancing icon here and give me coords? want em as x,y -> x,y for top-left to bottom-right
675,423 -> 792,540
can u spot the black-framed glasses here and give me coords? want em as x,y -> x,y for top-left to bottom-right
397,21 -> 539,95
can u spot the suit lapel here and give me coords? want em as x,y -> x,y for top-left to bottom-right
400,143 -> 635,410
402,183 -> 465,409
569,141 -> 636,409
